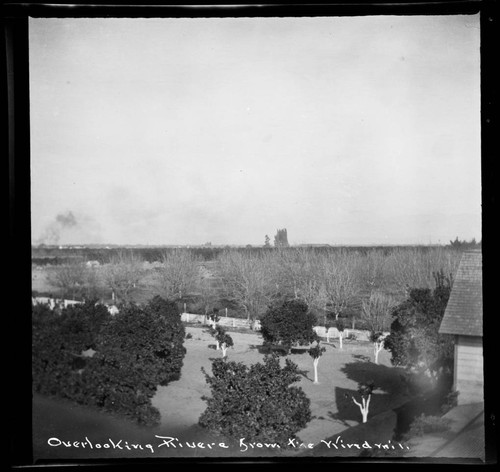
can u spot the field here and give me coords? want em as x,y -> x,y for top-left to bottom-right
33,325 -> 412,460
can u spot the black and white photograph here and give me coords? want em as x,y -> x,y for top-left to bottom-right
10,2 -> 494,465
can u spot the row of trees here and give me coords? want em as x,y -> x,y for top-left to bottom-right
198,266 -> 455,443
42,247 -> 461,326
33,267 -> 454,445
255,268 -> 455,387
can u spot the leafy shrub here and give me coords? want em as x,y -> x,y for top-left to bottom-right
32,296 -> 186,426
57,300 -> 111,351
199,354 -> 312,445
308,342 -> 326,359
142,296 -> 187,385
214,326 -> 234,357
384,270 -> 454,380
95,298 -> 186,389
260,299 -> 318,353
32,300 -> 111,399
403,414 -> 452,440
79,354 -> 162,426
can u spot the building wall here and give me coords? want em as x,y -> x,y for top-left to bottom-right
455,335 -> 484,405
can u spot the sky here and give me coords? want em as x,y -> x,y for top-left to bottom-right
29,15 -> 481,246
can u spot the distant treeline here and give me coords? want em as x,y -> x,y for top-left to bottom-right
30,244 -> 468,265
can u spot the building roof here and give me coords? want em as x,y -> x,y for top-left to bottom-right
439,250 -> 482,337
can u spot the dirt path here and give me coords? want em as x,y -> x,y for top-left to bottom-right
151,326 -> 216,432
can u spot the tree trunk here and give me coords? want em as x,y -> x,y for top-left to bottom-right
374,341 -> 384,364
353,395 -> 370,423
313,359 -> 319,384
221,344 -> 228,358
339,333 -> 343,349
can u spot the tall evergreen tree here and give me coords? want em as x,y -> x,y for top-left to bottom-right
274,228 -> 289,247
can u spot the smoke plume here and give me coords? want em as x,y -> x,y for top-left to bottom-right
36,211 -> 79,245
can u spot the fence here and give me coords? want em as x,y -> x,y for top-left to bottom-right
32,297 -> 119,315
181,313 -> 375,340
181,312 -> 261,330
31,299 -> 374,341
313,326 -> 372,342
32,297 -> 82,309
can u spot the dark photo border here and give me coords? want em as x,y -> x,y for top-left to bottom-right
5,1 -> 498,469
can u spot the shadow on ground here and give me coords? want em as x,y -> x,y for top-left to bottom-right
339,360 -> 407,395
327,386 -> 392,428
248,343 -> 334,356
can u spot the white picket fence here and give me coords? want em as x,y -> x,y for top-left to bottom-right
313,326 -> 371,342
181,312 -> 261,330
181,313 -> 374,340
32,296 -> 82,309
32,297 -> 119,315
31,300 -> 374,341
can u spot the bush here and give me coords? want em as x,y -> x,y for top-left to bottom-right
32,296 -> 186,426
32,300 -> 111,399
403,414 -> 452,440
384,270 -> 454,380
260,299 -> 318,352
142,296 -> 187,385
199,354 -> 312,445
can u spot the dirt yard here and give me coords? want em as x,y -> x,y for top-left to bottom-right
33,325 -> 410,461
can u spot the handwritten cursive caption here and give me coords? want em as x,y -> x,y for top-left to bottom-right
47,435 -> 411,453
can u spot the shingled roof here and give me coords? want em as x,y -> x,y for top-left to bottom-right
439,250 -> 482,337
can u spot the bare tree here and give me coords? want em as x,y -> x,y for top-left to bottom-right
217,250 -> 273,321
270,248 -> 304,299
82,263 -> 104,300
361,290 -> 395,364
156,249 -> 200,301
388,247 -> 460,298
322,251 -> 360,320
270,248 -> 324,313
359,249 -> 392,292
195,273 -> 219,317
101,250 -> 144,304
47,262 -> 87,300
